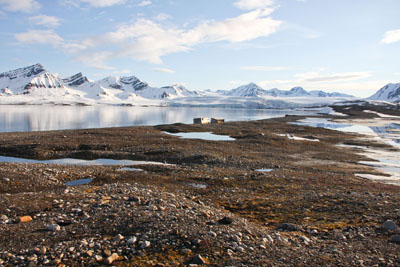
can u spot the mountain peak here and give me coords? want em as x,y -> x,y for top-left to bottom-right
62,72 -> 89,87
224,83 -> 267,97
368,82 -> 400,102
0,63 -> 46,80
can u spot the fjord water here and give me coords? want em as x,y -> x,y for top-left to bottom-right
0,105 -> 320,132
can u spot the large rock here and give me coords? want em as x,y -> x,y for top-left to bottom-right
276,223 -> 302,231
383,220 -> 398,231
390,235 -> 400,243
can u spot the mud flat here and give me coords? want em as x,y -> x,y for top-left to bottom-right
0,103 -> 400,266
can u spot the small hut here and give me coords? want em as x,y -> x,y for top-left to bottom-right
211,118 -> 224,124
193,117 -> 210,124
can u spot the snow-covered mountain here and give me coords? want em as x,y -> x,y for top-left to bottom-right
0,64 -> 359,108
224,83 -> 269,97
0,63 -> 71,97
368,83 -> 400,102
223,83 -> 353,98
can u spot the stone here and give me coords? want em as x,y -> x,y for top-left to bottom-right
390,235 -> 400,243
181,248 -> 192,254
383,220 -> 398,231
94,255 -> 103,262
237,246 -> 245,253
114,234 -> 124,241
39,247 -> 47,255
208,231 -> 217,237
86,250 -> 93,257
47,224 -> 61,231
218,216 -> 233,225
191,254 -> 206,265
276,223 -> 302,231
105,253 -> 120,265
0,215 -> 8,221
18,216 -> 33,223
140,241 -> 150,249
103,249 -> 112,257
300,236 -> 310,243
127,237 -> 137,245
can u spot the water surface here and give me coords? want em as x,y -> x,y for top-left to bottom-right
0,105 -> 322,132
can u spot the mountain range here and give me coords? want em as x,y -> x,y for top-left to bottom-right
0,64 -> 398,108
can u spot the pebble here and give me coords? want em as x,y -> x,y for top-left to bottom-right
47,224 -> 61,232
127,237 -> 137,245
18,216 -> 33,223
208,231 -> 217,237
114,234 -> 124,241
94,255 -> 103,262
103,249 -> 112,257
140,241 -> 150,249
300,236 -> 310,244
86,250 -> 93,257
105,253 -> 120,264
181,248 -> 192,254
383,220 -> 398,231
237,246 -> 245,252
264,235 -> 274,243
191,254 -> 206,265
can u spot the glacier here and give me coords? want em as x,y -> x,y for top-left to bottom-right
4,63 -> 395,109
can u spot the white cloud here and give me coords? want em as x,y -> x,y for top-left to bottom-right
73,51 -> 114,69
0,0 -> 40,13
234,0 -> 274,10
76,0 -> 126,7
58,0 -> 80,8
138,0 -> 151,7
294,71 -> 371,83
153,67 -> 175,74
28,15 -> 60,28
76,8 -> 281,66
154,13 -> 171,21
13,2 -> 281,69
381,29 -> 400,44
14,29 -> 63,46
241,66 -> 288,71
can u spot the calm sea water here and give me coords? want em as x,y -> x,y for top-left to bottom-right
0,105 -> 320,132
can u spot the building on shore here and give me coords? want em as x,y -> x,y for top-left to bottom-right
211,118 -> 224,124
193,117 -> 211,124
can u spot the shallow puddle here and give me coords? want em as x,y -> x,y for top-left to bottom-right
117,167 -> 143,172
187,183 -> 207,189
65,178 -> 93,186
164,132 -> 235,141
0,155 -> 172,166
255,169 -> 274,172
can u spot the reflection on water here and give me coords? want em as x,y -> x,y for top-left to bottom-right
164,132 -> 235,141
293,118 -> 400,145
0,105 -> 320,132
296,118 -> 400,185
0,155 -> 171,166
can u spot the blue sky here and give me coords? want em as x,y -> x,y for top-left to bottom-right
0,0 -> 399,97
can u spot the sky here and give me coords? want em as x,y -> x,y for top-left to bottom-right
0,0 -> 399,97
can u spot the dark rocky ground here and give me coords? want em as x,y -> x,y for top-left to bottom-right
0,103 -> 399,266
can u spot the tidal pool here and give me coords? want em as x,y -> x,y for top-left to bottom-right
164,132 -> 235,141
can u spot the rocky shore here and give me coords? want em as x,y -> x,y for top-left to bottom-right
0,104 -> 399,266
